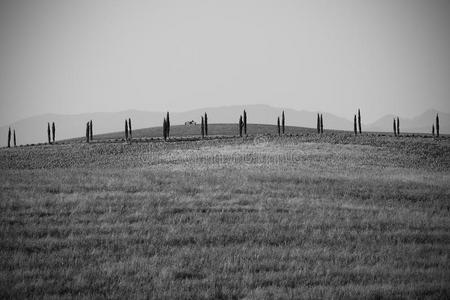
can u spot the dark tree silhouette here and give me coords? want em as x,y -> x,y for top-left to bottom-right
86,122 -> 90,143
13,130 -> 16,147
201,116 -> 205,138
320,114 -> 323,134
128,118 -> 132,140
90,120 -> 93,141
166,112 -> 170,138
243,110 -> 247,136
358,109 -> 362,134
317,114 -> 320,134
239,115 -> 243,137
47,123 -> 51,144
125,119 -> 129,140
163,118 -> 167,141
354,115 -> 357,135
436,114 -> 440,137
393,118 -> 397,136
204,112 -> 208,136
432,124 -> 435,136
277,117 -> 281,136
282,111 -> 285,134
52,122 -> 55,143
396,117 -> 400,136
7,127 -> 11,148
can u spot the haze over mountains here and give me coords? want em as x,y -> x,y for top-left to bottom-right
1,105 -> 447,147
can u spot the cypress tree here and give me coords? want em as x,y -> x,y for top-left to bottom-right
86,122 -> 90,143
282,111 -> 285,134
13,130 -> 16,147
243,110 -> 247,136
125,119 -> 128,140
47,123 -> 51,144
163,118 -> 167,141
201,116 -> 205,138
128,118 -> 132,139
320,114 -> 323,134
7,127 -> 11,148
432,124 -> 435,136
166,112 -> 170,138
239,116 -> 243,137
358,109 -> 362,134
204,112 -> 208,136
436,114 -> 440,137
277,117 -> 280,136
396,117 -> 400,136
52,122 -> 55,143
393,118 -> 396,136
317,114 -> 320,134
90,120 -> 93,141
354,115 -> 357,135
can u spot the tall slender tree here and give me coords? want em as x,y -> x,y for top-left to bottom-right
201,116 -> 205,138
436,114 -> 440,137
243,110 -> 247,136
277,117 -> 281,136
166,112 -> 170,138
13,130 -> 16,147
163,118 -> 167,141
396,117 -> 400,136
393,118 -> 397,136
239,116 -> 243,137
317,114 -> 320,133
432,124 -> 435,136
52,122 -> 55,143
204,112 -> 208,136
90,120 -> 93,141
358,109 -> 362,134
320,114 -> 323,134
86,122 -> 90,143
125,119 -> 129,140
7,127 -> 11,148
354,115 -> 357,135
47,123 -> 51,144
128,118 -> 132,140
282,111 -> 285,134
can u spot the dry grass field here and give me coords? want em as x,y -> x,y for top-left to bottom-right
1,130 -> 449,299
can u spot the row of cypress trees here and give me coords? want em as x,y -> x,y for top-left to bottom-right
7,127 -> 16,148
86,120 -> 93,142
201,112 -> 208,138
276,111 -> 286,136
432,114 -> 440,137
353,109 -> 362,135
317,113 -> 323,134
47,122 -> 56,144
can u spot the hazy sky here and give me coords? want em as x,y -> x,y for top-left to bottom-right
0,0 -> 449,126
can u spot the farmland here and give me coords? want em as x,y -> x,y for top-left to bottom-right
1,129 -> 449,299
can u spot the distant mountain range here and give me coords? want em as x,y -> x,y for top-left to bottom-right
0,105 -> 447,147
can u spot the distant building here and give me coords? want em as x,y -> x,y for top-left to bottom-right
184,120 -> 197,125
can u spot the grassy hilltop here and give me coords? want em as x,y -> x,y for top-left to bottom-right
1,129 -> 449,299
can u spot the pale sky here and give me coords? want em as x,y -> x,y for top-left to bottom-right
0,0 -> 449,126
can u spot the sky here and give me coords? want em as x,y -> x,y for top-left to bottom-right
0,0 -> 449,126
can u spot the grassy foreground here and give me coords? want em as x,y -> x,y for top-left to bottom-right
1,133 -> 449,299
